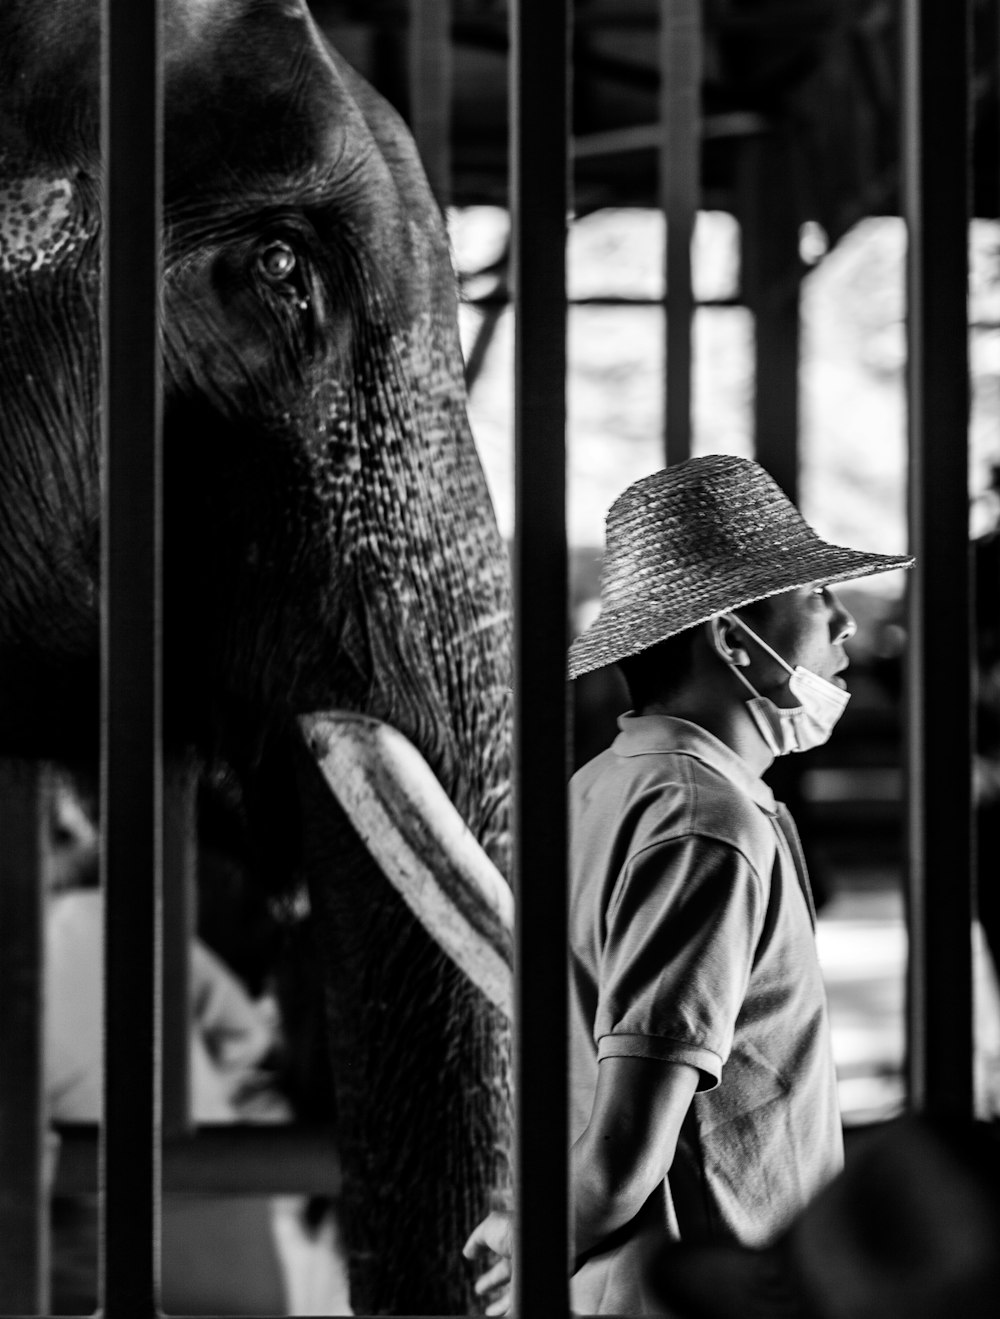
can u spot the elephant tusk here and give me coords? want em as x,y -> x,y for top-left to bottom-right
299,712 -> 514,1020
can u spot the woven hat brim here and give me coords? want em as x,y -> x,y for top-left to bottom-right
568,541 -> 913,679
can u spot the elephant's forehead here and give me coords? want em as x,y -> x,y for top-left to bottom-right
0,173 -> 77,273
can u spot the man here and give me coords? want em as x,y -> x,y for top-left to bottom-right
464,455 -> 913,1314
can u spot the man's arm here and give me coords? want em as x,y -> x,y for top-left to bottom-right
463,1055 -> 699,1313
572,1054 -> 699,1267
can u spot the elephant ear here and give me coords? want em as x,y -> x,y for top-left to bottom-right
0,3 -> 100,161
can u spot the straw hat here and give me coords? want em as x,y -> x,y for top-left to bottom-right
568,454 -> 913,679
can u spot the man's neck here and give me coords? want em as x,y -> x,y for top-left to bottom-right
641,693 -> 775,777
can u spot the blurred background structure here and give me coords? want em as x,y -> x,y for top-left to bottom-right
2,2 -> 998,1314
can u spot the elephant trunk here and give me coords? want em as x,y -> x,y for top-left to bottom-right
294,744 -> 511,1314
293,334 -> 514,1314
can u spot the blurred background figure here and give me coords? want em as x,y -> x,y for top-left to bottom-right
647,1117 -> 1000,1319
974,465 -> 1000,977
42,775 -> 351,1315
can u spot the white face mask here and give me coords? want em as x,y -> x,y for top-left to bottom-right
721,611 -> 850,756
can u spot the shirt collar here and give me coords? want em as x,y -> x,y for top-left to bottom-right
612,712 -> 777,815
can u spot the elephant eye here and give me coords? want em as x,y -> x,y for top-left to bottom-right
257,240 -> 297,283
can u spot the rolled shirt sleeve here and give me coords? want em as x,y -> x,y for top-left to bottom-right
594,835 -> 768,1090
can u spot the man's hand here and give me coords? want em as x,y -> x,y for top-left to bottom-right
462,1209 -> 513,1316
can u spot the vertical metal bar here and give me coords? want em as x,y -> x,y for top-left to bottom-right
0,762 -> 50,1315
408,0 -> 452,209
660,0 -> 701,465
100,0 -> 163,1314
161,760 -> 196,1139
510,1 -> 570,1314
740,134 -> 801,505
902,0 -> 974,1117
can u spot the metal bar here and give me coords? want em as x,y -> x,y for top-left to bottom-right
466,294 -> 743,310
0,762 -> 50,1315
740,133 -> 801,503
408,0 -> 452,208
54,1125 -> 342,1198
509,1 -> 570,1314
100,0 -> 163,1314
573,113 -> 766,160
902,0 -> 974,1117
161,760 -> 196,1139
464,298 -> 506,390
659,0 -> 702,465
564,1 -> 842,31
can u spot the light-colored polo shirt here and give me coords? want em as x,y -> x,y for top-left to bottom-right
569,714 -> 843,1313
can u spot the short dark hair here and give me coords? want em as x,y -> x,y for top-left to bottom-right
617,629 -> 697,711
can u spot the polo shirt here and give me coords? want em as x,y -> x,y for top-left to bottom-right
569,714 -> 843,1314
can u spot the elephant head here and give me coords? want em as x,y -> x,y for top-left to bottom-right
0,1 -> 512,1311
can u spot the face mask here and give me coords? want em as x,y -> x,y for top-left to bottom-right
721,612 -> 850,756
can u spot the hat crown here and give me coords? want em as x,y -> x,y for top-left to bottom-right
601,455 -> 817,606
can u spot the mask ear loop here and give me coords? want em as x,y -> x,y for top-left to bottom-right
721,611 -> 797,677
714,613 -> 767,701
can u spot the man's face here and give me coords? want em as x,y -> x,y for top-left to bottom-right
742,586 -> 857,705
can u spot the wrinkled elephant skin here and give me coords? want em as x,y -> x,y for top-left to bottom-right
0,2 -> 512,1312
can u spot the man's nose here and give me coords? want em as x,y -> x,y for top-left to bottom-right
828,589 -> 857,643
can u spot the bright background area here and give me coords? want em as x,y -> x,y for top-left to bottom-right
451,207 -> 1000,554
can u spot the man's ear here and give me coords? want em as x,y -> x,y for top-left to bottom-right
704,616 -> 750,667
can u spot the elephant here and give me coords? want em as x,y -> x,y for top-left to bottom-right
0,1 -> 513,1312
